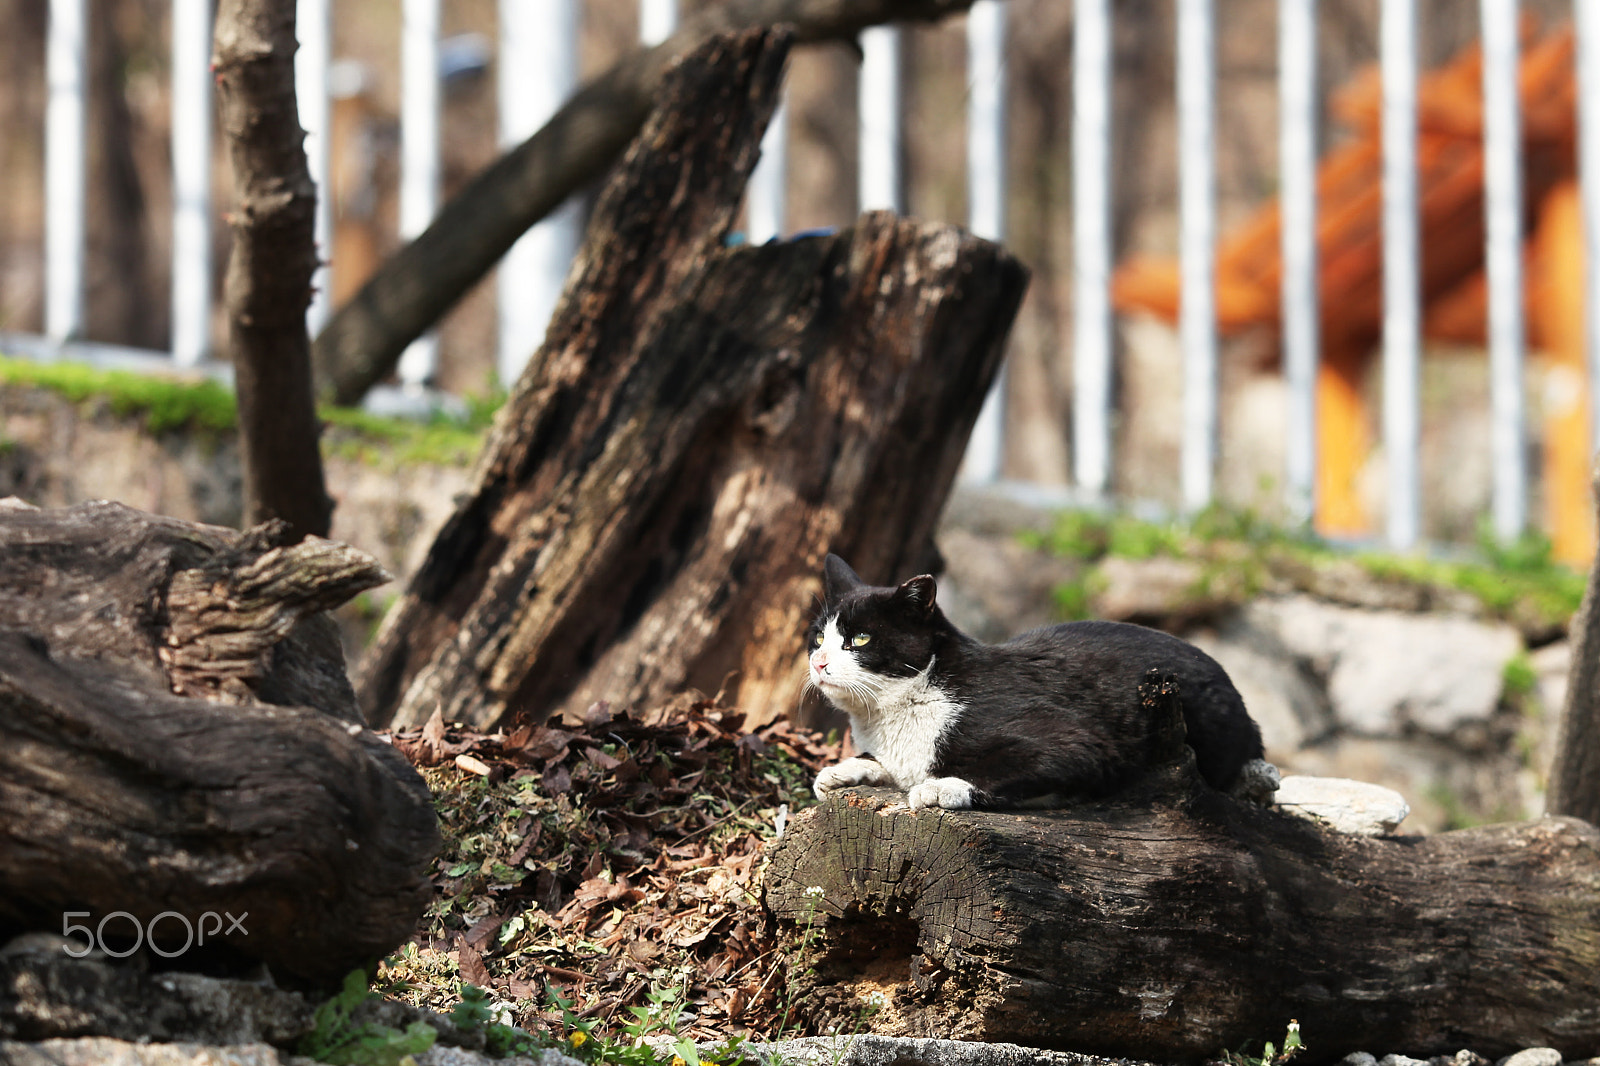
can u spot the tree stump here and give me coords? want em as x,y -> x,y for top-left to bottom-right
0,499 -> 440,987
357,27 -> 1029,733
763,676 -> 1600,1064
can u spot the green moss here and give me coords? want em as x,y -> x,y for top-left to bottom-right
1502,651 -> 1537,699
0,355 -> 495,468
1025,501 -> 1584,632
320,405 -> 486,467
0,355 -> 237,434
1052,578 -> 1093,621
1107,514 -> 1185,560
1353,543 -> 1584,630
1025,509 -> 1186,563
1029,509 -> 1112,560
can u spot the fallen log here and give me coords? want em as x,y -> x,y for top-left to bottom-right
762,674 -> 1600,1064
0,499 -> 440,986
357,27 -> 1029,733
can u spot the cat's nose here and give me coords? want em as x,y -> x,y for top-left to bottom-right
810,651 -> 828,672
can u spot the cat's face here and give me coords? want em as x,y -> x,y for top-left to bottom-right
805,554 -> 941,711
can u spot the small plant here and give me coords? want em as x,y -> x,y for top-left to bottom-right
1221,1019 -> 1304,1066
542,981 -> 744,1066
449,982 -> 543,1059
1502,651 -> 1538,701
299,970 -> 438,1066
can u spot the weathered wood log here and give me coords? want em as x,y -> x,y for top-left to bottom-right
763,675 -> 1600,1064
357,27 -> 1028,733
0,499 -> 440,986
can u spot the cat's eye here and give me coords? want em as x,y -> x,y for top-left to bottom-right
812,632 -> 824,647
851,633 -> 871,648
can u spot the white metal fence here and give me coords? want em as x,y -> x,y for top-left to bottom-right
12,0 -> 1600,552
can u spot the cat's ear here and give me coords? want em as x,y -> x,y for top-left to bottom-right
822,554 -> 865,601
894,574 -> 938,616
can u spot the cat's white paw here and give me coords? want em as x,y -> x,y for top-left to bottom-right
906,777 -> 976,810
813,757 -> 894,799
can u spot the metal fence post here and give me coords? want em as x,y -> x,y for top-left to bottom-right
859,25 -> 903,214
1482,0 -> 1526,543
498,0 -> 581,386
747,99 -> 789,243
1280,0 -> 1319,526
296,0 -> 332,337
399,0 -> 441,387
1381,0 -> 1421,549
1581,1 -> 1600,460
1072,0 -> 1113,498
962,0 -> 1008,484
640,0 -> 677,45
171,0 -> 213,367
46,0 -> 88,344
1178,0 -> 1218,513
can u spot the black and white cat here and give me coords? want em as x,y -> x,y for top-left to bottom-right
805,554 -> 1265,810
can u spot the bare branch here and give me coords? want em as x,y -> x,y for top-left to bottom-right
312,0 -> 986,405
214,0 -> 334,536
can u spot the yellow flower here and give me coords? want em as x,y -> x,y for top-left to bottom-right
569,1032 -> 588,1047
671,1057 -> 687,1066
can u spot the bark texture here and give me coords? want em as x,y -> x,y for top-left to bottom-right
312,0 -> 987,406
0,499 -> 438,987
355,28 -> 1028,733
214,0 -> 333,538
1549,461 -> 1600,825
763,678 -> 1600,1065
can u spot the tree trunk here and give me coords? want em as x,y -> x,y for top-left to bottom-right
312,0 -> 987,407
1549,461 -> 1600,825
354,27 -> 1028,733
762,676 -> 1600,1065
0,498 -> 438,988
214,0 -> 333,539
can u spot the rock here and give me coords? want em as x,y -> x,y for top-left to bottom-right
934,527 -> 1083,644
1090,556 -> 1232,625
1242,597 -> 1523,738
0,1038 -> 285,1065
1189,614 -> 1334,753
1340,1055 -> 1379,1066
1279,734 -> 1528,831
0,950 -> 485,1057
0,1039 -> 584,1066
0,952 -> 311,1044
1290,556 -> 1481,616
1275,774 -> 1411,836
1531,642 -> 1572,719
741,1035 -> 1135,1066
1450,1051 -> 1491,1066
415,1046 -> 582,1066
1380,1055 -> 1432,1066
938,485 -> 1061,540
1501,1050 -> 1563,1066
1228,758 -> 1281,805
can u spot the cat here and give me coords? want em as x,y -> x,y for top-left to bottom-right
805,553 -> 1265,810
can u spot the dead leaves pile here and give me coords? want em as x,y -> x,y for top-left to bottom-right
383,697 -> 843,1040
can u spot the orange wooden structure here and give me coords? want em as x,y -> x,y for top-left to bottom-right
1113,25 -> 1594,562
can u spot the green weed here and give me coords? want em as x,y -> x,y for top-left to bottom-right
299,970 -> 438,1066
1221,1019 -> 1304,1066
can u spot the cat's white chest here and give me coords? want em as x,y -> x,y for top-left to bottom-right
849,670 -> 962,789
